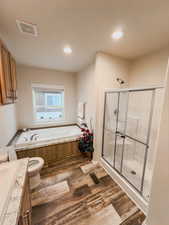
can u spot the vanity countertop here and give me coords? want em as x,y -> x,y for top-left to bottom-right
0,158 -> 29,225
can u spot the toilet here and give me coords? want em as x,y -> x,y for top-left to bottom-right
0,151 -> 8,164
28,157 -> 44,190
1,146 -> 44,190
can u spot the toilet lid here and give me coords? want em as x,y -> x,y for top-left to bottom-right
28,157 -> 44,174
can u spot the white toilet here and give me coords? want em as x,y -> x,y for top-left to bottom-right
0,151 -> 8,164
0,146 -> 44,190
28,157 -> 44,190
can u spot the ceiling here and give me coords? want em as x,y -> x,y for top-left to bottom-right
0,0 -> 169,72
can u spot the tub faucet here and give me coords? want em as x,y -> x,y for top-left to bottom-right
24,137 -> 28,141
30,134 -> 38,141
80,122 -> 87,128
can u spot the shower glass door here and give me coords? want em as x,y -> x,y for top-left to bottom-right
121,90 -> 153,192
102,92 -> 119,166
102,88 -> 155,196
114,92 -> 128,172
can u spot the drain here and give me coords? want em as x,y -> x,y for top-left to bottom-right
131,170 -> 136,175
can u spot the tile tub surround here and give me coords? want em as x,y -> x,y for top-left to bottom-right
31,156 -> 145,225
1,158 -> 29,225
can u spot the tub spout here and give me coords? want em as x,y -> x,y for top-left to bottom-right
30,134 -> 38,141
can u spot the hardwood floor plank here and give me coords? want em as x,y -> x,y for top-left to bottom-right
120,210 -> 145,225
32,156 -> 145,225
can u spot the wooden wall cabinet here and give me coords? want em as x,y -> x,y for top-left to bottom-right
0,41 -> 17,104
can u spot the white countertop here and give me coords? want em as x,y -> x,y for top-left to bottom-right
0,159 -> 29,225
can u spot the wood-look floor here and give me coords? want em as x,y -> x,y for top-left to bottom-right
31,156 -> 145,225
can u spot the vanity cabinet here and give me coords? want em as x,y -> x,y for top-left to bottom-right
18,174 -> 32,225
0,40 -> 17,104
10,56 -> 17,101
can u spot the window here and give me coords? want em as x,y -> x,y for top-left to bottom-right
32,84 -> 64,123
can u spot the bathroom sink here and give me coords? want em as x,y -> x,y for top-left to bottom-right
0,161 -> 19,224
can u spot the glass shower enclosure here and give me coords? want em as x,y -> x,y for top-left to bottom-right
102,87 -> 163,201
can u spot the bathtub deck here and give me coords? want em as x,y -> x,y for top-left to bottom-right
31,156 -> 145,225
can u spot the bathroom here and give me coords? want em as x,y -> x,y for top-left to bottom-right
0,1 -> 169,225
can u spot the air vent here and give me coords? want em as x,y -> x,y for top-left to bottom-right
16,20 -> 38,36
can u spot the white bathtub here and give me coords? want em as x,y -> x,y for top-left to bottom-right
15,125 -> 82,150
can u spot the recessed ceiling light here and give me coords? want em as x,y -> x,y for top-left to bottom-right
111,30 -> 124,40
63,46 -> 72,55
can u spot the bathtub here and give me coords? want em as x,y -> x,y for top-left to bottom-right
15,125 -> 82,150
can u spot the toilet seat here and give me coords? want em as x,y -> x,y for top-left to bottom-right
28,157 -> 44,176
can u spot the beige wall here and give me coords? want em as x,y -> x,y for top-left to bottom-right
76,52 -> 129,160
94,52 -> 130,161
128,48 -> 169,199
16,65 -> 77,129
129,48 -> 169,88
76,52 -> 130,161
129,48 -> 169,224
147,61 -> 169,225
76,63 -> 96,130
76,49 -> 169,213
0,104 -> 17,147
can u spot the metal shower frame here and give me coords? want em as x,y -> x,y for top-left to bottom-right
101,86 -> 164,199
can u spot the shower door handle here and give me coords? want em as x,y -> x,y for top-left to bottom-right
115,131 -> 125,139
120,135 -> 125,139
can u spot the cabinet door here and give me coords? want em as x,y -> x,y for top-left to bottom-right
0,44 -> 13,104
10,56 -> 17,101
19,174 -> 32,225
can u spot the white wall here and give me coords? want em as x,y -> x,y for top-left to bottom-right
76,49 -> 169,162
147,61 -> 169,225
76,49 -> 169,214
76,63 -> 96,130
129,48 -> 169,224
94,52 -> 130,161
0,104 -> 17,147
76,52 -> 130,161
16,65 -> 77,129
128,48 -> 169,199
129,48 -> 169,88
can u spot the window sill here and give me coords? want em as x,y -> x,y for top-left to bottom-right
31,119 -> 73,128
